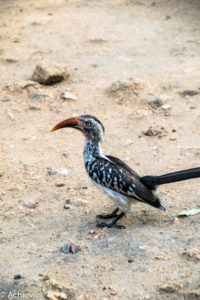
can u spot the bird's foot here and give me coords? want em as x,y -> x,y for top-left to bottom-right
96,212 -> 125,229
96,208 -> 119,219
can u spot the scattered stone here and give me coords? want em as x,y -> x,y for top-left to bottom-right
15,80 -> 39,91
88,230 -> 95,235
33,94 -> 50,100
61,243 -> 80,254
60,91 -> 77,101
161,104 -> 171,110
143,127 -> 167,138
1,98 -> 11,102
5,58 -> 18,63
124,140 -> 133,147
70,244 -> 80,254
168,136 -> 177,141
173,217 -> 180,225
148,98 -> 163,109
107,78 -> 146,102
65,199 -> 71,204
47,168 -> 69,176
14,274 -> 22,280
62,150 -> 69,158
149,94 -> 171,109
179,90 -> 199,97
8,112 -> 15,121
182,248 -> 200,261
29,103 -> 40,110
181,290 -> 200,299
128,259 -> 134,263
64,200 -> 71,209
90,63 -> 99,68
63,205 -> 70,210
73,199 -> 88,207
159,283 -> 182,293
118,56 -> 132,62
42,275 -> 76,300
24,200 -> 37,209
89,38 -> 106,44
55,182 -> 65,187
43,275 -> 50,281
32,62 -> 69,85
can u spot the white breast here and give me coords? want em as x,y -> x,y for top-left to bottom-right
93,182 -> 133,212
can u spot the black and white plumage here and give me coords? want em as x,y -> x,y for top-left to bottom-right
51,115 -> 200,228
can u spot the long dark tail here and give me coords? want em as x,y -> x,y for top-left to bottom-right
141,167 -> 200,190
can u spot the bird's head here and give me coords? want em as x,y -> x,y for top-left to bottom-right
51,115 -> 105,143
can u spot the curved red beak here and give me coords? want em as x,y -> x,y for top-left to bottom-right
51,116 -> 80,132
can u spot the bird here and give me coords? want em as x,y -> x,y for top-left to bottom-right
51,114 -> 200,229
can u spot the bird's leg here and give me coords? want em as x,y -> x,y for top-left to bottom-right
96,208 -> 119,219
96,212 -> 125,229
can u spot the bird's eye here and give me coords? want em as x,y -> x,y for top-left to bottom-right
85,121 -> 92,127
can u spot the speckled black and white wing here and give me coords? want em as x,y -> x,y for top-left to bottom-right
85,157 -> 164,209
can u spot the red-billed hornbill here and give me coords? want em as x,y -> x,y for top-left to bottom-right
51,115 -> 200,229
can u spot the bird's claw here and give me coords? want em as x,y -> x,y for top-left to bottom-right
96,208 -> 119,219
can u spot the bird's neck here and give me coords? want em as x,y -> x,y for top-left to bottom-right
83,139 -> 104,164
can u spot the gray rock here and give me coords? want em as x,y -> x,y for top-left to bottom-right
161,104 -> 171,110
60,91 -> 77,100
149,95 -> 171,109
29,104 -> 40,110
32,62 -> 69,85
61,243 -> 80,254
179,90 -> 199,97
149,98 -> 163,108
1,98 -> 11,102
47,167 -> 69,176
33,94 -> 50,100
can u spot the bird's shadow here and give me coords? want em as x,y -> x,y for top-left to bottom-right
95,205 -> 171,229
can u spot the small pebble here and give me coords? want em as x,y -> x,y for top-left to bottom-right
8,113 -> 15,120
1,98 -> 11,102
60,91 -> 77,100
173,217 -> 180,225
55,182 -> 65,187
64,205 -> 70,210
47,167 -> 69,176
14,274 -> 22,280
24,200 -> 37,209
29,104 -> 40,110
161,104 -> 171,110
42,275 -> 50,281
65,199 -> 71,204
89,38 -> 106,43
149,98 -> 163,108
179,90 -> 199,97
124,140 -> 133,147
34,94 -> 49,100
61,243 -> 80,254
169,137 -> 177,141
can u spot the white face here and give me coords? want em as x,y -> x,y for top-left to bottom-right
79,116 -> 104,142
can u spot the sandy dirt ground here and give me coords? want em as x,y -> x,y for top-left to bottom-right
0,0 -> 200,299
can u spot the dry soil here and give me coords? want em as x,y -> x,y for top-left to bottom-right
0,0 -> 200,299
